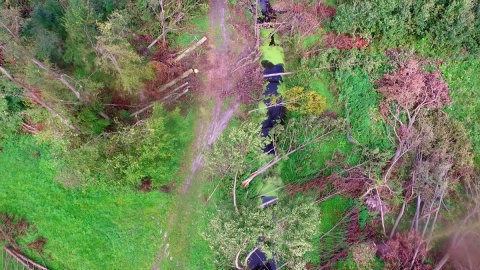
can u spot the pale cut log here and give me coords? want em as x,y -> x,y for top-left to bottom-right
130,82 -> 189,117
262,71 -> 294,78
147,32 -> 165,50
31,58 -> 82,101
174,36 -> 207,62
158,69 -> 195,92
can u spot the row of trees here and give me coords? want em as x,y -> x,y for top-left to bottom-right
332,0 -> 480,54
0,0 -> 205,134
0,0 -> 206,189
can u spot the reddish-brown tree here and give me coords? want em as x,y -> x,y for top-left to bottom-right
376,58 -> 451,184
379,231 -> 432,270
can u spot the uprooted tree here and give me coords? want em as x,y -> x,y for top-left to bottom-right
241,115 -> 343,187
370,57 -> 479,269
376,58 -> 451,184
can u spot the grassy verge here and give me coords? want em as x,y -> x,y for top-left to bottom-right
158,175 -> 219,269
173,7 -> 210,50
305,195 -> 353,265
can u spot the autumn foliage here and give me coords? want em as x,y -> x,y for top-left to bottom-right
378,231 -> 431,270
283,86 -> 327,115
377,59 -> 451,114
314,4 -> 336,20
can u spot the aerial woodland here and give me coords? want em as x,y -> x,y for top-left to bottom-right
1,0 -> 480,269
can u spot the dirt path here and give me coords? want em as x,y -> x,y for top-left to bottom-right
180,0 -> 239,193
151,0 -> 245,268
181,100 -> 239,193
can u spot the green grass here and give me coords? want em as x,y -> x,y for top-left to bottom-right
337,69 -> 392,150
333,253 -> 385,269
441,58 -> 480,164
260,29 -> 285,65
308,72 -> 337,112
279,70 -> 364,183
0,136 -> 172,270
0,246 -> 28,270
300,28 -> 325,49
155,101 -> 220,269
280,132 -> 353,183
174,13 -> 210,49
157,166 -> 218,270
306,195 -> 353,264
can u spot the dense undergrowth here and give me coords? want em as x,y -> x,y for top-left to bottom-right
56,105 -> 196,189
281,0 -> 480,268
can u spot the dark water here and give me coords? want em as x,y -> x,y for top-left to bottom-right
248,248 -> 277,270
261,61 -> 286,154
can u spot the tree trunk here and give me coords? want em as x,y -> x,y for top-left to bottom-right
31,58 -> 82,101
433,252 -> 450,270
158,69 -> 195,92
233,172 -> 239,214
382,145 -> 404,184
130,82 -> 189,117
174,36 -> 208,62
390,195 -> 408,238
0,66 -> 78,131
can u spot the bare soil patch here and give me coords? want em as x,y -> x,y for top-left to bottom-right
137,178 -> 153,192
1,212 -> 48,255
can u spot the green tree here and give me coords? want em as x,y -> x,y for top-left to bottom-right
204,196 -> 320,270
57,105 -> 194,188
206,121 -> 267,179
332,0 -> 480,53
0,79 -> 23,143
62,0 -> 97,72
95,12 -> 154,93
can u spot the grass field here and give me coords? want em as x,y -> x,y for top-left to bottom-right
0,136 -> 172,270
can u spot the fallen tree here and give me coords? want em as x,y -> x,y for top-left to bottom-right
242,115 -> 343,187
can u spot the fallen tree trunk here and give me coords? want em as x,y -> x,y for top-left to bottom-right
31,58 -> 82,101
390,195 -> 408,238
3,246 -> 49,270
174,36 -> 207,62
262,72 -> 294,78
0,66 -> 78,131
242,157 -> 281,188
232,173 -> 238,214
158,69 -> 196,93
242,122 -> 336,187
130,82 -> 189,117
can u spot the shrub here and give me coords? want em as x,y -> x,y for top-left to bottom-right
284,86 -> 327,115
58,105 -> 195,188
204,196 -> 320,270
